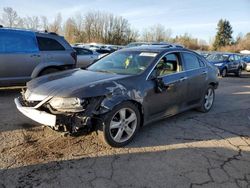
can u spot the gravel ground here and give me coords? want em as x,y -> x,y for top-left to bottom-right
0,73 -> 250,188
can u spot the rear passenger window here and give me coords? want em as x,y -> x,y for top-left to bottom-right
229,55 -> 234,61
37,37 -> 65,51
0,30 -> 38,53
182,53 -> 201,70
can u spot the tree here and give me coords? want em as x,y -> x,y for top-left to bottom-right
213,19 -> 233,50
1,7 -> 21,27
41,16 -> 49,31
49,13 -> 62,33
63,18 -> 77,44
23,16 -> 40,30
141,24 -> 172,42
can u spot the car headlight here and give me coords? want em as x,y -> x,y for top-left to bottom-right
215,63 -> 223,66
49,97 -> 84,111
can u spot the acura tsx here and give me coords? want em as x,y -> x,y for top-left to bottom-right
15,44 -> 219,147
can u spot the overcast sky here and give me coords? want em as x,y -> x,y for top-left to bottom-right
0,0 -> 250,43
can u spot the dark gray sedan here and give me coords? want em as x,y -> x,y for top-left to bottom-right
15,45 -> 219,147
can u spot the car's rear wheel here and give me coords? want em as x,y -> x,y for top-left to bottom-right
39,68 -> 60,76
235,68 -> 242,77
197,86 -> 215,113
221,68 -> 227,77
98,102 -> 140,147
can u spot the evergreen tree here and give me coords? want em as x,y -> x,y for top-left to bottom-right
213,19 -> 233,50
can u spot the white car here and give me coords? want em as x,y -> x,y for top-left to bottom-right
246,63 -> 250,72
73,47 -> 105,68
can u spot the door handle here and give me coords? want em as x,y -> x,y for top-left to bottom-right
202,71 -> 208,75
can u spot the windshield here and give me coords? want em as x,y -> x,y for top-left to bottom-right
207,54 -> 229,62
87,50 -> 158,75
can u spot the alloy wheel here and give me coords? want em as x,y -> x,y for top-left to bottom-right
204,88 -> 214,110
109,108 -> 137,143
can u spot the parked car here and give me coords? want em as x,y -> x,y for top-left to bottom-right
15,45 -> 219,147
241,56 -> 250,71
207,53 -> 243,77
0,28 -> 76,86
125,42 -> 149,48
73,47 -> 106,68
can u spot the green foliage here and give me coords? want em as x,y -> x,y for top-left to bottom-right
213,19 -> 233,50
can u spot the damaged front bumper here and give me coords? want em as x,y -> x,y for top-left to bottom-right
14,97 -> 56,127
14,96 -> 105,134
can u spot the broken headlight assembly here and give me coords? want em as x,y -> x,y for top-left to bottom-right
49,97 -> 86,112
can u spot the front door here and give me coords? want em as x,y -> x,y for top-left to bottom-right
144,52 -> 188,121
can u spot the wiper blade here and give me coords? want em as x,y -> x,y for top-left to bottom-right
96,70 -> 116,74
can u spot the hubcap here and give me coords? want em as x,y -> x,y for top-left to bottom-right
204,88 -> 214,110
109,108 -> 137,143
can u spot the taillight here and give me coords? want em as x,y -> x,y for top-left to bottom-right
71,51 -> 77,64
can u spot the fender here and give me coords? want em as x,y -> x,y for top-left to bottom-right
31,61 -> 74,78
96,81 -> 144,115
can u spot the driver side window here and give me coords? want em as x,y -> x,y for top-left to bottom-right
155,53 -> 181,77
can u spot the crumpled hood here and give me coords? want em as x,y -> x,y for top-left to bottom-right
26,69 -> 130,101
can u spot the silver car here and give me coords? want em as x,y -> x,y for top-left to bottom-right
73,47 -> 107,68
0,28 -> 76,86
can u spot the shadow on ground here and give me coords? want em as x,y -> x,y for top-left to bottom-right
0,146 -> 249,188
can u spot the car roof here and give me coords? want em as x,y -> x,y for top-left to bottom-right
120,45 -> 192,54
0,27 -> 61,37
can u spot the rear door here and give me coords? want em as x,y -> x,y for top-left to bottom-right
234,55 -> 241,70
36,36 -> 73,65
181,52 -> 207,106
0,30 -> 41,85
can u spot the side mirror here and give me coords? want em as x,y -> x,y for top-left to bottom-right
154,77 -> 166,93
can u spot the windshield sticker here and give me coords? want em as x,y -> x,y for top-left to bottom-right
139,52 -> 157,57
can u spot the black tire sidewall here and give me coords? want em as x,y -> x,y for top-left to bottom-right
221,68 -> 227,77
237,68 -> 242,77
101,101 -> 141,147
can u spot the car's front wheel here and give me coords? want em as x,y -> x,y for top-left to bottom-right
98,102 -> 140,147
221,68 -> 227,77
235,68 -> 242,77
197,86 -> 215,113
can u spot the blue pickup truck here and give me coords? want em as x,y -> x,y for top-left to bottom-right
207,53 -> 243,77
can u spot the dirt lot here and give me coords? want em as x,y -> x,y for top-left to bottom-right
0,73 -> 250,188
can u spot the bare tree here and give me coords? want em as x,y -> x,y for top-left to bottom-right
23,16 -> 40,30
41,16 -> 49,31
141,24 -> 172,42
1,7 -> 21,27
64,18 -> 77,44
49,13 -> 62,33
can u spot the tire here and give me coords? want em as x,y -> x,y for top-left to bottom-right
197,86 -> 215,113
39,68 -> 60,76
97,101 -> 141,147
235,68 -> 242,77
221,68 -> 227,77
